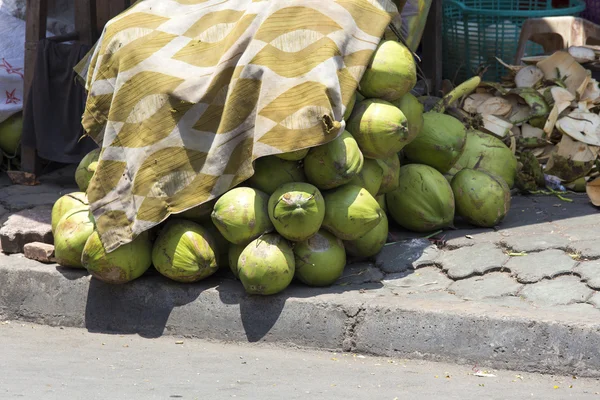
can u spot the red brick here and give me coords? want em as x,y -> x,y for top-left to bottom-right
23,242 -> 56,264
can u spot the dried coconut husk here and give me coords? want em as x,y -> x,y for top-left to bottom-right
556,110 -> 600,146
545,135 -> 599,182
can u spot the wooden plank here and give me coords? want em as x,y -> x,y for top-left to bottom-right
422,0 -> 443,95
21,0 -> 48,176
96,0 -> 129,34
75,0 -> 97,45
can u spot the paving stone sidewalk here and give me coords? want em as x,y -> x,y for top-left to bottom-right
2,166 -> 600,312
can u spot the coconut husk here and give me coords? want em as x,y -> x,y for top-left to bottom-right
586,177 -> 600,206
555,111 -> 600,146
545,135 -> 599,182
537,51 -> 589,96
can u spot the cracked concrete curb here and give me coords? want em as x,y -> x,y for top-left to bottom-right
1,256 -> 600,377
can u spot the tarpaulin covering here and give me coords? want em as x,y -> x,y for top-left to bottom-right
78,0 -> 398,252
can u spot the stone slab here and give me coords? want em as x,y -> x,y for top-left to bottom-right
0,184 -> 74,211
447,272 -> 523,300
561,226 -> 600,242
337,262 -> 384,286
374,239 -> 439,274
0,205 -> 53,254
569,240 -> 600,259
501,234 -> 571,253
519,276 -> 594,307
504,249 -> 577,284
382,266 -> 452,293
443,229 -> 502,249
438,243 -> 509,279
574,261 -> 600,290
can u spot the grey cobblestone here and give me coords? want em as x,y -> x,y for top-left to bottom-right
569,240 -> 600,259
553,214 -> 600,229
498,222 -> 558,237
561,226 -> 600,242
0,184 -> 74,211
504,249 -> 577,284
337,262 -> 384,286
374,239 -> 439,273
574,261 -> 600,290
447,272 -> 523,300
520,276 -> 593,307
438,243 -> 509,279
443,229 -> 502,249
501,234 -> 570,253
587,292 -> 600,309
382,267 -> 452,293
0,205 -> 53,253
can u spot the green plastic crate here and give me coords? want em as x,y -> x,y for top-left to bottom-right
442,0 -> 586,83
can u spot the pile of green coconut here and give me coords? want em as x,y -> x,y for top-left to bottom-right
51,39 -> 517,295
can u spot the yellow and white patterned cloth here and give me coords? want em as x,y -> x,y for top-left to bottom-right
79,0 -> 398,252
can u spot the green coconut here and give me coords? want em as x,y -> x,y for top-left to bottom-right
403,112 -> 467,173
376,153 -> 401,194
54,208 -> 96,268
75,148 -> 101,192
347,99 -> 411,158
322,184 -> 383,240
294,230 -> 346,287
343,92 -> 357,121
178,199 -> 217,223
237,233 -> 295,295
211,187 -> 273,245
344,212 -> 388,258
51,192 -> 89,234
275,148 -> 309,161
82,231 -> 152,284
304,130 -> 364,190
359,40 -> 417,101
392,92 -> 424,141
248,156 -> 305,194
152,220 -> 219,282
451,169 -> 511,228
565,177 -> 587,192
0,113 -> 23,155
228,243 -> 247,278
268,182 -> 325,241
387,164 -> 455,232
349,158 -> 383,197
376,194 -> 387,214
452,129 -> 517,188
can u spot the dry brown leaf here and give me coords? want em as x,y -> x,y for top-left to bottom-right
495,57 -> 523,72
586,177 -> 600,206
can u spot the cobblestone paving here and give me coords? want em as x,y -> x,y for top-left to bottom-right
2,167 -> 600,312
352,193 -> 600,311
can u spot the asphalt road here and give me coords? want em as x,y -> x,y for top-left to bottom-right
1,322 -> 599,400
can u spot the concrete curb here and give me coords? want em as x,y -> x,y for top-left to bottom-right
1,254 -> 600,377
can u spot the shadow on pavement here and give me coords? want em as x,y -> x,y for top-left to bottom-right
55,266 -> 88,281
83,267 -> 208,338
